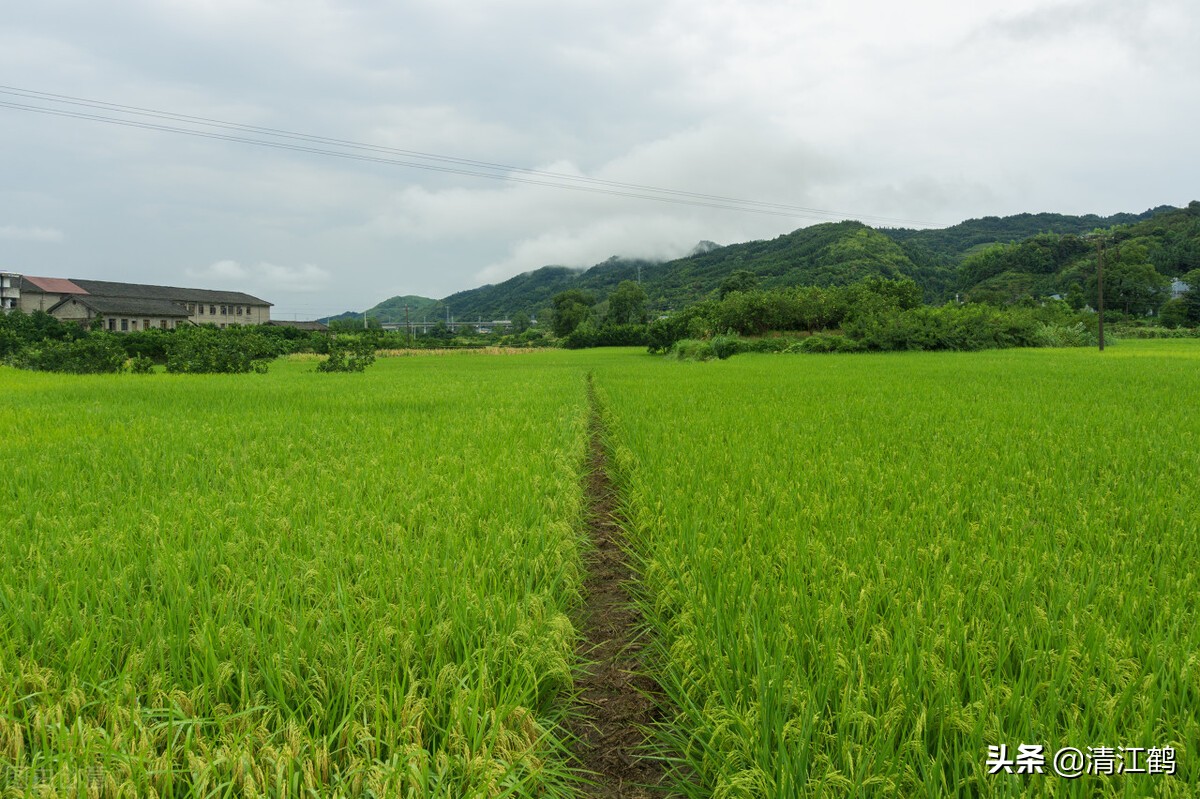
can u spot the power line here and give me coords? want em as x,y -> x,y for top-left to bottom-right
0,84 -> 942,227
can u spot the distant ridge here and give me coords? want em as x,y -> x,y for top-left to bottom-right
344,204 -> 1184,320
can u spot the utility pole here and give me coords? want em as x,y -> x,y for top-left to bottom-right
405,304 -> 411,346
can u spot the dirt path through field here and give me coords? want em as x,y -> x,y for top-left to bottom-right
568,376 -> 671,798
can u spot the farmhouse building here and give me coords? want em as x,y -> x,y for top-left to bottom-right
1,272 -> 18,313
14,275 -> 271,331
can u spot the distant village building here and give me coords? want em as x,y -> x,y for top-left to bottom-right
1,272 -> 18,313
1170,278 -> 1190,300
14,276 -> 271,332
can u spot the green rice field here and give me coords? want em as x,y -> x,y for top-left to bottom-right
2,341 -> 1198,797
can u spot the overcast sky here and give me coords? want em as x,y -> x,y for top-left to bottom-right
2,0 -> 1198,318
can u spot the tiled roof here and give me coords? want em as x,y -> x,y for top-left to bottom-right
53,295 -> 192,318
70,279 -> 271,306
20,276 -> 89,294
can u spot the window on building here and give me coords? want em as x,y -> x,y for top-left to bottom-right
108,318 -> 116,331
188,304 -> 195,313
160,319 -> 168,329
197,305 -> 204,315
237,305 -> 243,315
131,320 -> 139,330
121,319 -> 128,331
220,305 -> 228,315
144,319 -> 151,330
210,305 -> 216,315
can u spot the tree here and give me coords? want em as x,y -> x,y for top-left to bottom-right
1091,259 -> 1169,316
718,269 -> 759,299
1181,269 -> 1200,324
317,335 -> 376,372
605,280 -> 648,326
510,310 -> 531,334
551,289 -> 594,337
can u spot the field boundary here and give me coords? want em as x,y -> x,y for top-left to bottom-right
568,374 -> 671,798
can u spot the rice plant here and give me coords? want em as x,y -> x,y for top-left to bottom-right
592,341 -> 1200,798
0,353 -> 589,796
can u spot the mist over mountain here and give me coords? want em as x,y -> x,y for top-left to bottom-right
334,204 -> 1187,323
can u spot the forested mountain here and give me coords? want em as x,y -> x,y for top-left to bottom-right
881,207 -> 1169,256
352,203 -> 1194,321
324,294 -> 442,325
956,202 -> 1200,314
441,266 -> 594,322
440,222 -> 940,320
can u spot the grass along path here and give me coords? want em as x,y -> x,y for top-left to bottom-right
568,374 -> 671,798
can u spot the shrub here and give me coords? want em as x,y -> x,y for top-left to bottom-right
562,322 -> 649,349
671,339 -> 715,361
120,329 -> 171,361
317,335 -> 377,372
1110,325 -> 1199,339
788,333 -> 867,354
709,334 -> 748,360
744,337 -> 798,354
166,326 -> 281,373
128,354 -> 156,374
10,335 -> 127,374
1033,321 -> 1097,348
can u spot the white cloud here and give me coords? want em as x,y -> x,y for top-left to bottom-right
1,0 -> 1196,313
0,225 -> 64,242
186,260 -> 331,293
474,214 -> 716,285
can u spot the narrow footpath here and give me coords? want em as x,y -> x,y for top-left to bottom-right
569,377 -> 670,798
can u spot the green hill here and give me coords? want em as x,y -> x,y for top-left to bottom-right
954,202 -> 1200,310
440,222 -> 935,319
323,295 -> 443,325
346,204 -> 1194,321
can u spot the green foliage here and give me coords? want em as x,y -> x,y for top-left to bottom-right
717,269 -> 759,299
1111,325 -> 1200,339
1095,253 -> 1170,316
846,303 -> 1046,351
328,316 -> 382,332
0,328 -> 23,359
7,335 -> 127,374
1032,321 -> 1098,347
316,335 -> 377,372
119,329 -> 171,361
128,354 -> 156,374
561,321 -> 648,349
0,308 -> 85,345
708,334 -> 743,360
788,333 -> 866,353
165,325 -> 281,374
337,205 -> 1195,324
1180,269 -> 1200,324
1158,298 -> 1190,328
605,280 -> 648,326
671,338 -> 715,361
885,208 -> 1165,256
550,289 -> 595,337
352,294 -> 444,325
443,265 -> 582,321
